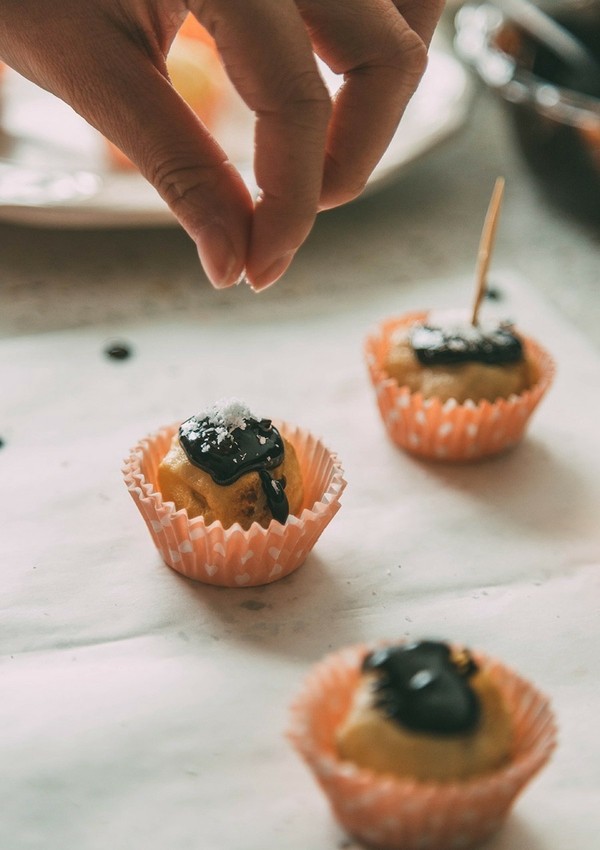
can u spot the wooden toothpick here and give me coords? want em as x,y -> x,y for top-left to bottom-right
471,177 -> 505,326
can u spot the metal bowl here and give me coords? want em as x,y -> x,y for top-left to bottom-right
454,2 -> 600,221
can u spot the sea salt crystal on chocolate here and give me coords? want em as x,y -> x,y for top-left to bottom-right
195,398 -> 256,438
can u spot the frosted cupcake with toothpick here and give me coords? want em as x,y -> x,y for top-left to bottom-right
365,178 -> 555,461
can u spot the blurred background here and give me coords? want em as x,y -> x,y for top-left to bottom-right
0,1 -> 598,346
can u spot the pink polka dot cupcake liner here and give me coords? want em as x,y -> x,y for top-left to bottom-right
123,421 -> 346,587
288,643 -> 557,850
365,312 -> 555,462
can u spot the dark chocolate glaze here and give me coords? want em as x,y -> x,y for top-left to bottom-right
179,414 -> 290,523
411,324 -> 523,366
105,342 -> 132,361
258,470 -> 288,524
363,641 -> 481,735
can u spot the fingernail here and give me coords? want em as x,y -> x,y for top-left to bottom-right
250,252 -> 294,291
195,224 -> 239,289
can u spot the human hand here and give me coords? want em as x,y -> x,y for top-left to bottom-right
0,0 -> 444,290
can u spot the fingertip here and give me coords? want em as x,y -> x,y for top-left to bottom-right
319,176 -> 365,212
246,250 -> 295,291
195,222 -> 246,289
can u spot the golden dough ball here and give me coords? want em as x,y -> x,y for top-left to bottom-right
157,402 -> 304,530
336,642 -> 513,783
158,435 -> 303,529
385,322 -> 534,404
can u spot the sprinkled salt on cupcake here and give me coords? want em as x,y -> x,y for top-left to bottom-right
366,309 -> 554,462
385,309 -> 533,405
123,400 -> 345,586
158,398 -> 304,530
365,180 -> 555,461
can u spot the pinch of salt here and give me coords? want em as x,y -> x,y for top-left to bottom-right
196,397 -> 256,434
215,427 -> 230,444
425,309 -> 515,340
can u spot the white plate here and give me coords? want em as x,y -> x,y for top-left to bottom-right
0,48 -> 472,228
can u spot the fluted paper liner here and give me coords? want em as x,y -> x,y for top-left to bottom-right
123,421 -> 346,587
288,643 -> 557,850
365,312 -> 555,461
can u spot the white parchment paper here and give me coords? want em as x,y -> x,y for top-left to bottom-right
1,273 -> 599,850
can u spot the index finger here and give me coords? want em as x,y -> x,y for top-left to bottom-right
192,0 -> 332,289
297,0 -> 444,209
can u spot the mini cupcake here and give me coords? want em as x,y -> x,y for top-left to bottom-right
366,179 -> 555,462
365,308 -> 555,461
288,639 -> 556,850
123,398 -> 346,587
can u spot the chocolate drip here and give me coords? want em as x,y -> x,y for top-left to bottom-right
179,413 -> 290,522
411,324 -> 523,366
258,470 -> 289,524
363,641 -> 480,735
105,341 -> 132,361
